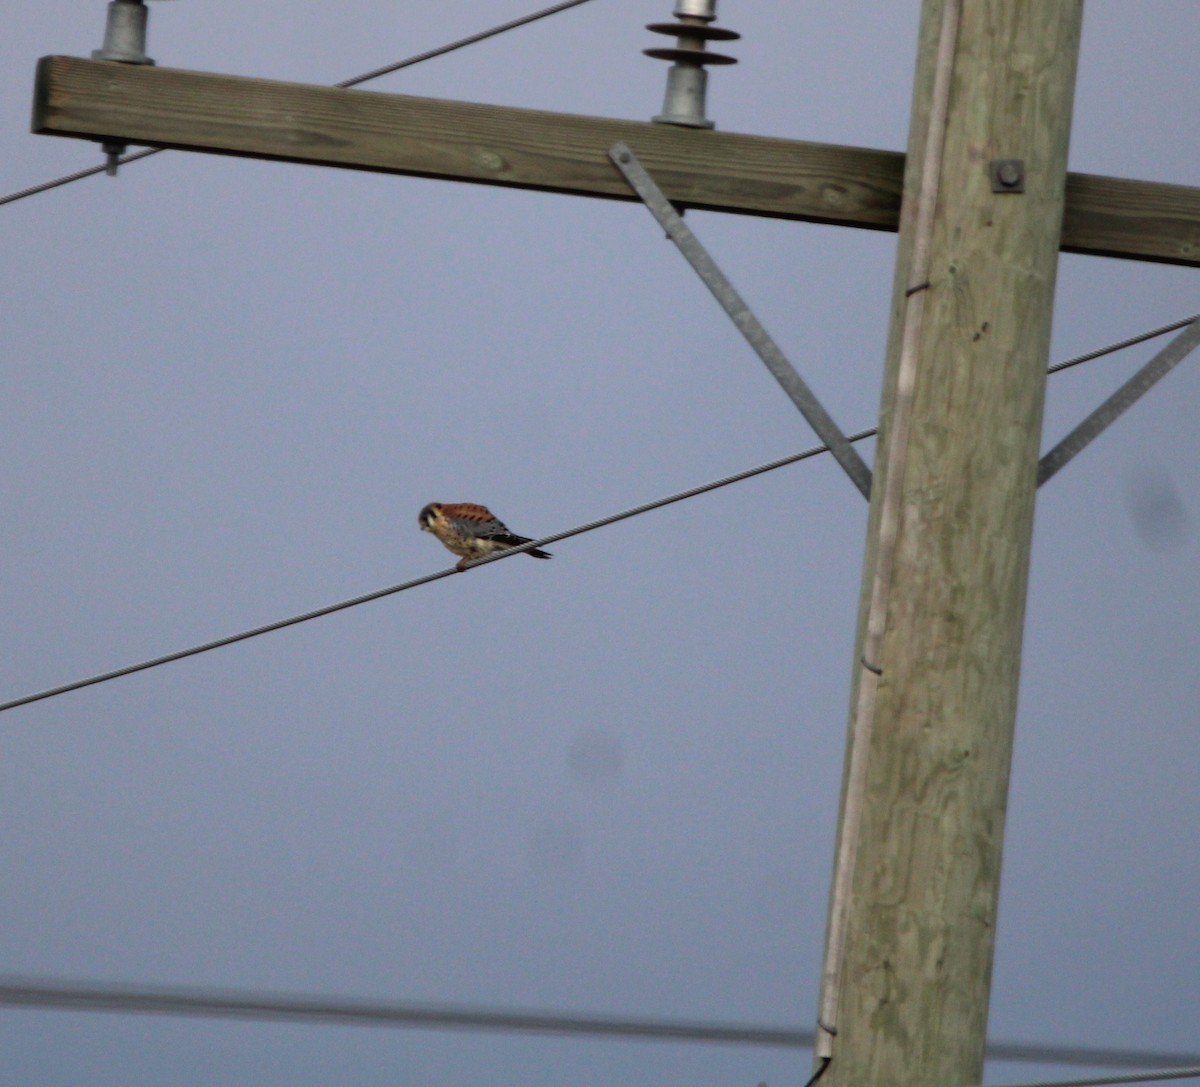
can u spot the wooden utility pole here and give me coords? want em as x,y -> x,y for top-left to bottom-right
817,4 -> 1084,1087
26,6 -> 1194,1085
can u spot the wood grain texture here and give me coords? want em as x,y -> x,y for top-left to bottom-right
32,55 -> 903,230
825,4 -> 1084,1087
32,55 -> 1200,265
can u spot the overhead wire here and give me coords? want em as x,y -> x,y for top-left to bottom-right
0,429 -> 877,716
2,305 -> 1197,717
1,976 -> 1198,1073
0,976 -> 807,1048
987,1050 -> 1200,1075
979,1067 -> 1200,1087
0,148 -> 162,207
332,0 -> 600,89
1048,314 -> 1198,375
0,0 -> 600,208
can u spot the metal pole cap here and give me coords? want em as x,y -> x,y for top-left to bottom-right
674,0 -> 717,19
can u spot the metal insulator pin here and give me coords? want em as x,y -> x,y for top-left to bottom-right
91,0 -> 170,175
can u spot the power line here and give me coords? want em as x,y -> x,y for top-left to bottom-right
978,1067 -> 1200,1087
1047,315 -> 1198,375
1,976 -> 1198,1072
0,0 -> 600,209
2,305 -> 1194,717
987,1049 -> 1200,1075
0,148 -> 163,207
1039,316 -> 1200,486
0,976 -> 803,1048
4,296 -> 1196,719
0,429 -> 877,716
333,0 -> 599,89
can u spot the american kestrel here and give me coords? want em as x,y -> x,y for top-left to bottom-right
418,502 -> 553,571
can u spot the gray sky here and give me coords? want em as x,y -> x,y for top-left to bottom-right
2,2 -> 1198,1085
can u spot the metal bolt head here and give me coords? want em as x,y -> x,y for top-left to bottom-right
990,158 -> 1025,193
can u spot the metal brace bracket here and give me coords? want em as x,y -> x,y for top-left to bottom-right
1038,316 -> 1200,486
608,142 -> 873,500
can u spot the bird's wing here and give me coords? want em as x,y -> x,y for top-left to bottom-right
443,504 -> 526,544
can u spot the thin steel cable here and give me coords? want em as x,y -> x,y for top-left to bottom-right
0,0 -> 600,208
0,307 -> 1191,717
988,1049 -> 1200,1075
1048,315 -> 1199,375
1039,317 -> 1200,486
333,0 -> 599,88
976,1067 -> 1200,1087
0,976 -> 807,1048
0,148 -> 163,206
2,976 -> 1199,1072
0,429 -> 878,716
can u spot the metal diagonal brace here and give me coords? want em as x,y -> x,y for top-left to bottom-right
1038,317 -> 1200,486
609,142 -> 873,499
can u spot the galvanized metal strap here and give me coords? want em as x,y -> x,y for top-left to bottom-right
1038,317 -> 1200,486
608,142 -> 873,499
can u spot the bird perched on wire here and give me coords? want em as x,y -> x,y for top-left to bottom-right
418,502 -> 553,571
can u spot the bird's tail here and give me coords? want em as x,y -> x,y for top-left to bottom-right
526,547 -> 552,560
